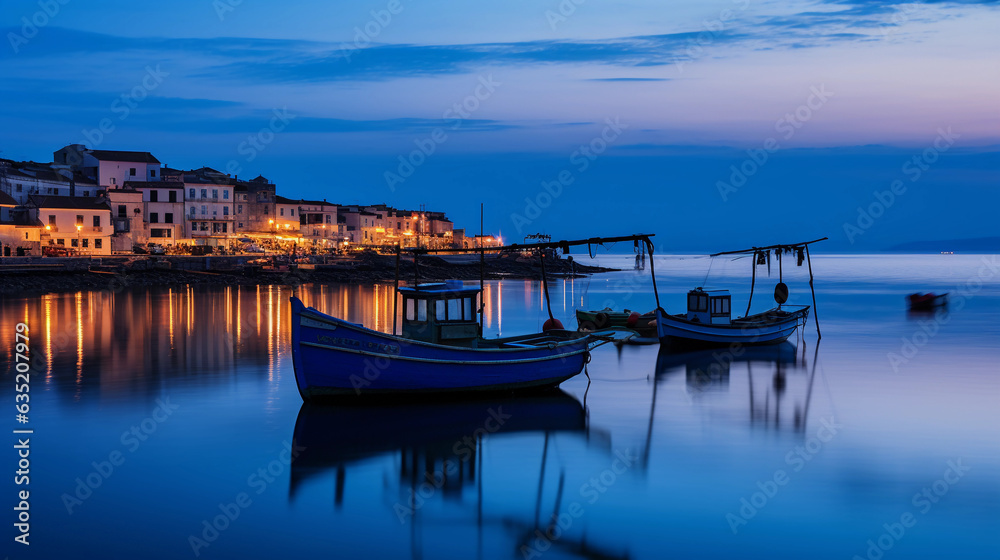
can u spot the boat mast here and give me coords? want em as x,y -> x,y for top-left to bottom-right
805,244 -> 820,339
539,250 -> 556,324
712,237 -> 827,338
393,246 -> 401,335
406,233 -> 659,324
645,238 -> 662,311
479,203 -> 485,334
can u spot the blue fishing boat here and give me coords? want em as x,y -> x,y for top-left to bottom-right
290,234 -> 655,401
291,282 -> 598,400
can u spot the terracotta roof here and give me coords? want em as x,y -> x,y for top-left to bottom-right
88,150 -> 160,164
0,191 -> 17,206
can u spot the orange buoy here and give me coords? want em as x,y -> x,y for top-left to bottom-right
543,318 -> 564,331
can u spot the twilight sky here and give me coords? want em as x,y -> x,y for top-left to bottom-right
2,0 -> 998,251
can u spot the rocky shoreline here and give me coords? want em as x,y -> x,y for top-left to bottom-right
0,253 -> 616,297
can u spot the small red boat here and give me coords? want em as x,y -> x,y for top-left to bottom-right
907,293 -> 948,311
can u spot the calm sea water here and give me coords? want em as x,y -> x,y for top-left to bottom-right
1,254 -> 998,559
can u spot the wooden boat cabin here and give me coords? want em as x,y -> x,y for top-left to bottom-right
686,288 -> 732,325
399,281 -> 481,345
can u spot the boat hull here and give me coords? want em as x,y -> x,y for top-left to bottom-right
907,293 -> 948,311
291,297 -> 591,400
655,307 -> 808,349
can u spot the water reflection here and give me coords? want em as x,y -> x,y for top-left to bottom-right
0,281 -> 546,401
654,341 -> 822,432
0,254 -> 996,560
290,390 -> 629,559
290,390 -> 587,499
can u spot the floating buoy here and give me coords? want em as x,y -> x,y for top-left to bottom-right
627,311 -> 640,327
774,282 -> 788,304
543,318 -> 564,331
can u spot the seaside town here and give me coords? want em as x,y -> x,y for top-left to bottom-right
0,144 -> 502,257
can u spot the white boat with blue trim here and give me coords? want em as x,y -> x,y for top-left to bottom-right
654,238 -> 826,349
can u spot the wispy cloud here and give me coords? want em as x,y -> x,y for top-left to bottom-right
587,77 -> 671,82
5,0 -> 997,87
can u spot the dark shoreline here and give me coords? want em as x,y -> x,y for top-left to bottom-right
0,253 -> 617,297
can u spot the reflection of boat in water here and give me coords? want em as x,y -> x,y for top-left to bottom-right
290,390 -> 629,559
290,390 -> 587,499
655,342 -> 799,375
651,341 -> 821,431
655,342 -> 799,391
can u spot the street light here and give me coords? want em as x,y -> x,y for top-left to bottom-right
76,225 -> 82,255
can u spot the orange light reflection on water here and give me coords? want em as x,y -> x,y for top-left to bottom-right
0,282 -> 512,396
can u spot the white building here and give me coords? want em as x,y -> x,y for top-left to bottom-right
285,198 -> 339,248
183,173 -> 235,243
54,145 -> 161,189
274,195 -> 302,236
234,184 -> 250,233
0,191 -> 41,256
53,146 -> 160,189
105,189 -> 146,252
124,180 -> 185,244
1,160 -> 99,204
27,195 -> 113,255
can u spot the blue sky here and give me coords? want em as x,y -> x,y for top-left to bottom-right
1,0 -> 998,251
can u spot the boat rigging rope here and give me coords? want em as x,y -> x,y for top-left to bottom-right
702,256 -> 716,287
